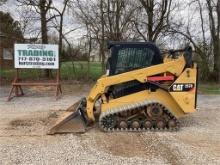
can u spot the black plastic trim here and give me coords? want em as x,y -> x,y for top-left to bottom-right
195,66 -> 199,109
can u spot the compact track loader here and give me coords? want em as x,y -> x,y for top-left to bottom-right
48,42 -> 198,134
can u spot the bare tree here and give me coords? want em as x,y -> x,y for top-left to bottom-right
17,0 -> 52,43
134,0 -> 172,42
163,0 -> 220,82
103,0 -> 137,41
167,1 -> 211,80
73,0 -> 105,70
0,0 -> 7,6
49,0 -> 70,61
207,0 -> 220,82
100,0 -> 105,71
17,0 -> 54,77
17,6 -> 38,38
72,0 -> 137,71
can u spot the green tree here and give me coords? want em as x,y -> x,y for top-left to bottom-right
0,11 -> 23,40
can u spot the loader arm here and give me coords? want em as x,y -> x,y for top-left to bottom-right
86,55 -> 186,121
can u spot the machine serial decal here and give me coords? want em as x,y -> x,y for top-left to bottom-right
169,83 -> 195,92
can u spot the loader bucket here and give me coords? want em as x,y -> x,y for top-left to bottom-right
47,98 -> 88,134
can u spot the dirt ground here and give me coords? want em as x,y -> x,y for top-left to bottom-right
0,83 -> 220,165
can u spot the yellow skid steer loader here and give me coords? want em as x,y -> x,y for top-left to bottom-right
48,42 -> 198,134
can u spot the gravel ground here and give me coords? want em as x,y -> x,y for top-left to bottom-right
0,84 -> 220,165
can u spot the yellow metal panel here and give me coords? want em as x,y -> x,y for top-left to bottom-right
85,54 -> 187,121
101,89 -> 186,118
169,67 -> 197,113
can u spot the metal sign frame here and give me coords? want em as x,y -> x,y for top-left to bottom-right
7,68 -> 62,101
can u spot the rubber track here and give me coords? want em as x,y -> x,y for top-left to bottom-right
99,100 -> 180,132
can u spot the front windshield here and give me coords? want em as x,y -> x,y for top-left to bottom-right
115,47 -> 154,74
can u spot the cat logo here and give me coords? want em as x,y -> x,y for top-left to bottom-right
170,83 -> 194,92
173,84 -> 183,91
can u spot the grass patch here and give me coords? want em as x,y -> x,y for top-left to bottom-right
0,61 -> 103,83
199,84 -> 220,94
2,63 -> 219,95
61,61 -> 103,80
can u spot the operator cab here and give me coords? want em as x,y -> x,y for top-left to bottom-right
107,42 -> 163,76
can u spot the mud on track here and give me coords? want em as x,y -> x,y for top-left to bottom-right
0,85 -> 220,164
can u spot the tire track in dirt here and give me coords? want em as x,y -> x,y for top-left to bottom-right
91,130 -> 182,164
139,133 -> 183,165
0,110 -> 62,136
